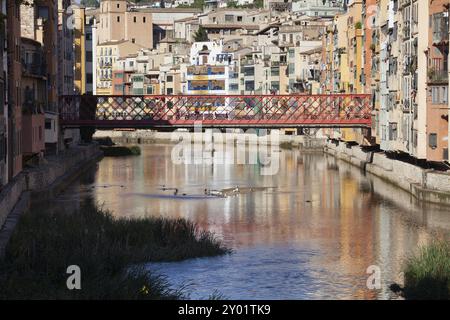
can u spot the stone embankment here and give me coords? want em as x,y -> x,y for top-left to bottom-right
325,140 -> 450,206
93,129 -> 326,150
0,144 -> 102,257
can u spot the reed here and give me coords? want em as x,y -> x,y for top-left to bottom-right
0,200 -> 230,299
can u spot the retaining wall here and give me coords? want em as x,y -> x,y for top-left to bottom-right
325,141 -> 450,206
93,130 -> 327,150
0,144 -> 102,234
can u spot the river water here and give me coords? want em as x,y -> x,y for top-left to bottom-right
47,144 -> 450,300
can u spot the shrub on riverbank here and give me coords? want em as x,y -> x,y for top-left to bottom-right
93,137 -> 115,146
403,241 -> 450,300
0,201 -> 230,299
100,145 -> 141,157
279,141 -> 297,150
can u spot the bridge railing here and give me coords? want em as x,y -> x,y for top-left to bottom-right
59,94 -> 372,127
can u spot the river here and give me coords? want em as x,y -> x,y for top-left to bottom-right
45,143 -> 450,300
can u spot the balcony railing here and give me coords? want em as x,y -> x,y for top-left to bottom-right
22,62 -> 46,77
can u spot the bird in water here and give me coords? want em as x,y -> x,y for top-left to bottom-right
209,189 -> 223,197
173,188 -> 178,196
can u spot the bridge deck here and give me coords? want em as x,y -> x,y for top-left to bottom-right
59,94 -> 373,129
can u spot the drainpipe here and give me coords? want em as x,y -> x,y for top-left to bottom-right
92,18 -> 97,95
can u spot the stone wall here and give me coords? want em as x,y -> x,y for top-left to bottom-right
0,144 -> 102,230
325,140 -> 450,206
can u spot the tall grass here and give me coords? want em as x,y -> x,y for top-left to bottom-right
403,241 -> 450,300
0,200 -> 230,299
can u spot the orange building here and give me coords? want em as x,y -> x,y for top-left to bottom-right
7,0 -> 22,179
426,0 -> 449,162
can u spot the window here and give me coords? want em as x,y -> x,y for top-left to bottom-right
132,38 -> 135,43
225,15 -> 233,22
143,17 -> 146,23
166,76 -> 173,82
117,4 -> 120,8
245,81 -> 255,91
429,133 -> 437,149
45,119 -> 52,130
389,122 -> 398,141
431,86 -> 448,104
237,16 -> 242,22
117,16 -> 120,23
271,67 -> 280,76
243,67 -> 254,77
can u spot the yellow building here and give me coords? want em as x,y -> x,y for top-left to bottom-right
96,40 -> 145,95
73,5 -> 86,94
338,0 -> 369,144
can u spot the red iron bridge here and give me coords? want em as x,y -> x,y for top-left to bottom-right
60,94 -> 372,129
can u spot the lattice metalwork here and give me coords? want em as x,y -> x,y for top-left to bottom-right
60,94 -> 372,128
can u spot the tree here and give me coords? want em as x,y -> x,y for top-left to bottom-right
193,25 -> 208,42
80,0 -> 100,8
254,0 -> 264,8
227,0 -> 238,8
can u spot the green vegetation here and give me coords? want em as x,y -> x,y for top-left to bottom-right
223,0 -> 264,9
80,0 -> 99,8
178,0 -> 205,9
0,200 -> 230,299
403,241 -> 450,300
279,141 -> 297,150
355,21 -> 363,30
101,145 -> 141,157
193,25 -> 209,42
94,136 -> 115,146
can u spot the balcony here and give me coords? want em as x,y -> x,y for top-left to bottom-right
428,69 -> 449,84
22,61 -> 46,78
240,59 -> 255,66
22,49 -> 46,78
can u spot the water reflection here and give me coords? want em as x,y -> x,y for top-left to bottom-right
44,144 -> 450,299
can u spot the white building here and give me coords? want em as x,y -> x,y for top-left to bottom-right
292,0 -> 346,18
186,41 -> 231,95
